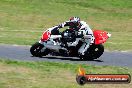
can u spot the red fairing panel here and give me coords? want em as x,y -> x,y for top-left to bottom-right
93,30 -> 109,45
41,31 -> 51,41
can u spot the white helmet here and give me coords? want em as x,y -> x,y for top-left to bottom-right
69,17 -> 81,28
69,16 -> 80,22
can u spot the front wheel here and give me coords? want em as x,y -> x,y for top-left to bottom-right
81,44 -> 104,60
30,42 -> 49,57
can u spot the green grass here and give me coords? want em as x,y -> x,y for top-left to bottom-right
0,58 -> 131,88
0,0 -> 132,50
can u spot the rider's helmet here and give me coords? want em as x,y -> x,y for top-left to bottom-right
69,16 -> 81,29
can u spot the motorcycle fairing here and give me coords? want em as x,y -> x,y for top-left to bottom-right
93,30 -> 109,45
41,31 -> 51,41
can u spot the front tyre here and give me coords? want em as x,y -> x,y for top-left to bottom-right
82,44 -> 104,60
30,42 -> 48,57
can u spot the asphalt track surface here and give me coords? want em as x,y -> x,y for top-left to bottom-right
0,44 -> 132,68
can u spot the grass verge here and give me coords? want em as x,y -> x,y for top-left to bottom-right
0,0 -> 131,50
0,58 -> 131,88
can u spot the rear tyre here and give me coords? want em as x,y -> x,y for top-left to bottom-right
82,44 -> 104,60
30,42 -> 49,57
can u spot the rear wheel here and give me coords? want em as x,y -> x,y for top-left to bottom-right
30,42 -> 49,57
82,44 -> 104,60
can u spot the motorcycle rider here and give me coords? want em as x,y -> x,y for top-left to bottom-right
49,16 -> 94,56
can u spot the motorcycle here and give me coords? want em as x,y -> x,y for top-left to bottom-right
30,27 -> 111,60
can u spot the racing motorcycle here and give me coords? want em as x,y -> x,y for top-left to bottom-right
30,27 -> 111,60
